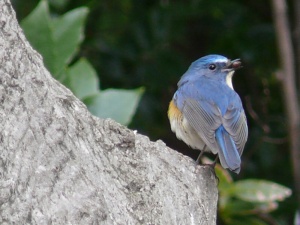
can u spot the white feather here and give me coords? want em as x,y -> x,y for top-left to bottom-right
226,71 -> 234,90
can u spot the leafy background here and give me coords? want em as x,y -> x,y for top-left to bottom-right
11,0 -> 297,224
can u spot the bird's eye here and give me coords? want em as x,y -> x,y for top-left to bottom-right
209,64 -> 216,70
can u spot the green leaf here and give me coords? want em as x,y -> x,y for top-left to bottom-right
21,0 -> 55,71
221,198 -> 278,216
52,7 -> 88,75
220,198 -> 256,215
21,1 -> 88,77
65,58 -> 99,99
84,88 -> 144,125
232,179 -> 292,203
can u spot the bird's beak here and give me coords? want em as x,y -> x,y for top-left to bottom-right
223,59 -> 242,72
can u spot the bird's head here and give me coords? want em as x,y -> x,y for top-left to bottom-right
190,54 -> 241,75
179,54 -> 242,89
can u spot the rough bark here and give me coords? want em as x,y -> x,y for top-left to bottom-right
0,1 -> 218,224
271,0 -> 300,207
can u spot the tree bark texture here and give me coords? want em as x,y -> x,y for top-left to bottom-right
0,1 -> 218,224
271,0 -> 300,207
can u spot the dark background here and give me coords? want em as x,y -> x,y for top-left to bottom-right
11,0 -> 297,223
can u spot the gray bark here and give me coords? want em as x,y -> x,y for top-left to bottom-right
0,1 -> 218,224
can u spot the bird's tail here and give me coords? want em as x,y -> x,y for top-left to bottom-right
215,126 -> 241,173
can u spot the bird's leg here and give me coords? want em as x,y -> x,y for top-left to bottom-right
196,145 -> 206,164
212,155 -> 219,167
195,151 -> 204,165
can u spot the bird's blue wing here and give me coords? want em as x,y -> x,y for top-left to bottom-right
176,85 -> 247,172
181,97 -> 222,154
222,106 -> 248,156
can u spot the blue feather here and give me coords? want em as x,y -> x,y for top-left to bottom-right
169,54 -> 248,173
215,126 -> 241,173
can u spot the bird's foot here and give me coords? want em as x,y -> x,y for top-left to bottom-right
195,151 -> 205,165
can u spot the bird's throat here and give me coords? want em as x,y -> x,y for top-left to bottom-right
226,71 -> 234,90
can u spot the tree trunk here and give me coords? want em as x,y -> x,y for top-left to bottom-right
0,1 -> 218,224
293,0 -> 300,88
271,0 -> 300,207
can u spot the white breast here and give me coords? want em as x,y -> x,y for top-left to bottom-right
170,116 -> 207,152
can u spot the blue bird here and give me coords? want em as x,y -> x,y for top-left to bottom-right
168,54 -> 248,173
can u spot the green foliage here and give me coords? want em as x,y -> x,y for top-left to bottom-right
233,179 -> 292,203
20,0 -> 143,125
84,88 -> 144,125
65,58 -> 99,99
215,164 -> 292,225
21,0 -> 88,78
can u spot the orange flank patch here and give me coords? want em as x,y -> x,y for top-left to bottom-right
168,100 -> 183,121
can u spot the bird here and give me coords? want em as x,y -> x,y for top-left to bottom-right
168,54 -> 248,173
